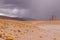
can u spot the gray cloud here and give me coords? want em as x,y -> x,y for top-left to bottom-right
4,0 -> 30,8
0,0 -> 60,20
0,0 -> 30,18
0,0 -> 30,8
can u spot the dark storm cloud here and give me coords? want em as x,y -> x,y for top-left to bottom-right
0,0 -> 30,8
0,0 -> 60,20
0,0 -> 30,18
3,0 -> 30,8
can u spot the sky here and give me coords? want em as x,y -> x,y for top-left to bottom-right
0,0 -> 60,20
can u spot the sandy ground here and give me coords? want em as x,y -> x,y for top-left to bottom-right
0,18 -> 60,40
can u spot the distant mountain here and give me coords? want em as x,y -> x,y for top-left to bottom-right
23,17 -> 35,21
0,16 -> 34,21
0,16 -> 26,21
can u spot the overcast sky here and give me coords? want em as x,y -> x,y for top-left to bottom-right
0,0 -> 60,20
